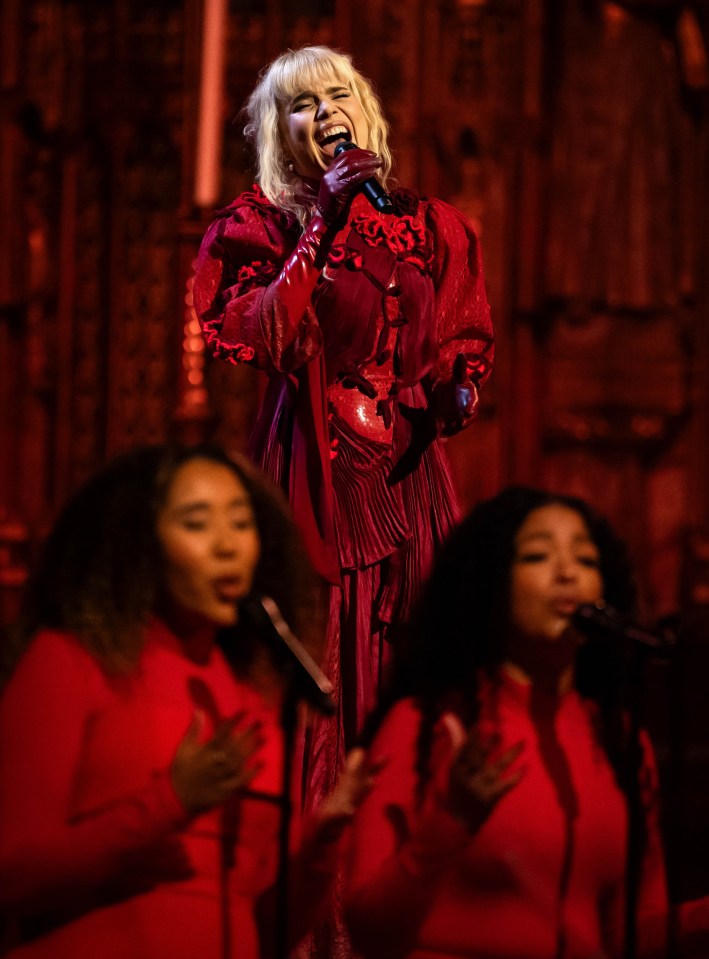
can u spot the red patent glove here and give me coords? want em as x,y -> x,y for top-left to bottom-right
316,146 -> 383,227
271,148 -> 383,332
272,214 -> 332,321
435,352 -> 481,437
263,147 -> 382,363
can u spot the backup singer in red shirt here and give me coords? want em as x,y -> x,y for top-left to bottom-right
0,444 -> 377,959
344,487 -> 669,959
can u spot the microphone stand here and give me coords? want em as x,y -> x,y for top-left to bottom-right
236,596 -> 336,959
274,683 -> 298,959
624,648 -> 643,959
573,603 -> 677,959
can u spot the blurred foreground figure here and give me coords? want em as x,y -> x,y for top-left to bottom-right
345,487 -> 670,959
0,444 -> 377,959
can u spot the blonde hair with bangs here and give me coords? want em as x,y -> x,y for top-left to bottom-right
244,46 -> 393,226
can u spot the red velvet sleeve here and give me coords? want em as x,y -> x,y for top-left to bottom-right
427,198 -> 494,388
343,700 -> 470,959
193,198 -> 324,374
0,632 -> 188,917
421,199 -> 494,435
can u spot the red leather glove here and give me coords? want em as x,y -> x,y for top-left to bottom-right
272,148 -> 383,321
316,146 -> 383,227
434,352 -> 481,437
272,214 -> 332,322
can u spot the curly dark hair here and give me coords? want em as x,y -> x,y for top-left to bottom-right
6,444 -> 317,682
367,487 -> 633,690
361,486 -> 643,799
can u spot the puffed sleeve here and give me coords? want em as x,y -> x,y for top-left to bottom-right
193,191 -> 324,373
0,632 -> 189,917
343,700 -> 470,959
422,198 -> 494,435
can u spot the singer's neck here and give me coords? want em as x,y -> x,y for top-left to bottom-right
502,625 -> 581,696
155,603 -> 219,664
296,176 -> 321,205
501,659 -> 575,697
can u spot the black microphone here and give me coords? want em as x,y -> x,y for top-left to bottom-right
239,594 -> 336,715
333,140 -> 394,214
572,602 -> 676,656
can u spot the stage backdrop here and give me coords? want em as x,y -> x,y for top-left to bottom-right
1,0 -> 708,902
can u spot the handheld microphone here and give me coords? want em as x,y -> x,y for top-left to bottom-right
572,602 -> 676,657
333,140 -> 394,214
239,594 -> 336,715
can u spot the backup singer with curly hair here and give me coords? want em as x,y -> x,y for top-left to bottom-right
0,444 -> 377,959
344,487 -> 669,959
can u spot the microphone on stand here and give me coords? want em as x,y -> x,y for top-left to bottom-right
237,595 -> 335,959
238,594 -> 336,715
333,139 -> 394,214
572,601 -> 677,657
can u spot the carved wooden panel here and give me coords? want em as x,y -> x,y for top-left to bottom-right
529,0 -> 709,619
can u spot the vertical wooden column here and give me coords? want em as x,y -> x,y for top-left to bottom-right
175,0 -> 217,443
194,0 -> 228,209
687,126 -> 709,531
504,0 -> 545,486
0,0 -> 30,625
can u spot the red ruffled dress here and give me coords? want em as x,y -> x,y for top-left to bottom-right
194,187 -> 493,804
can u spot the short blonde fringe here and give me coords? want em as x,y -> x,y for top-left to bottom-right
243,46 -> 393,227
